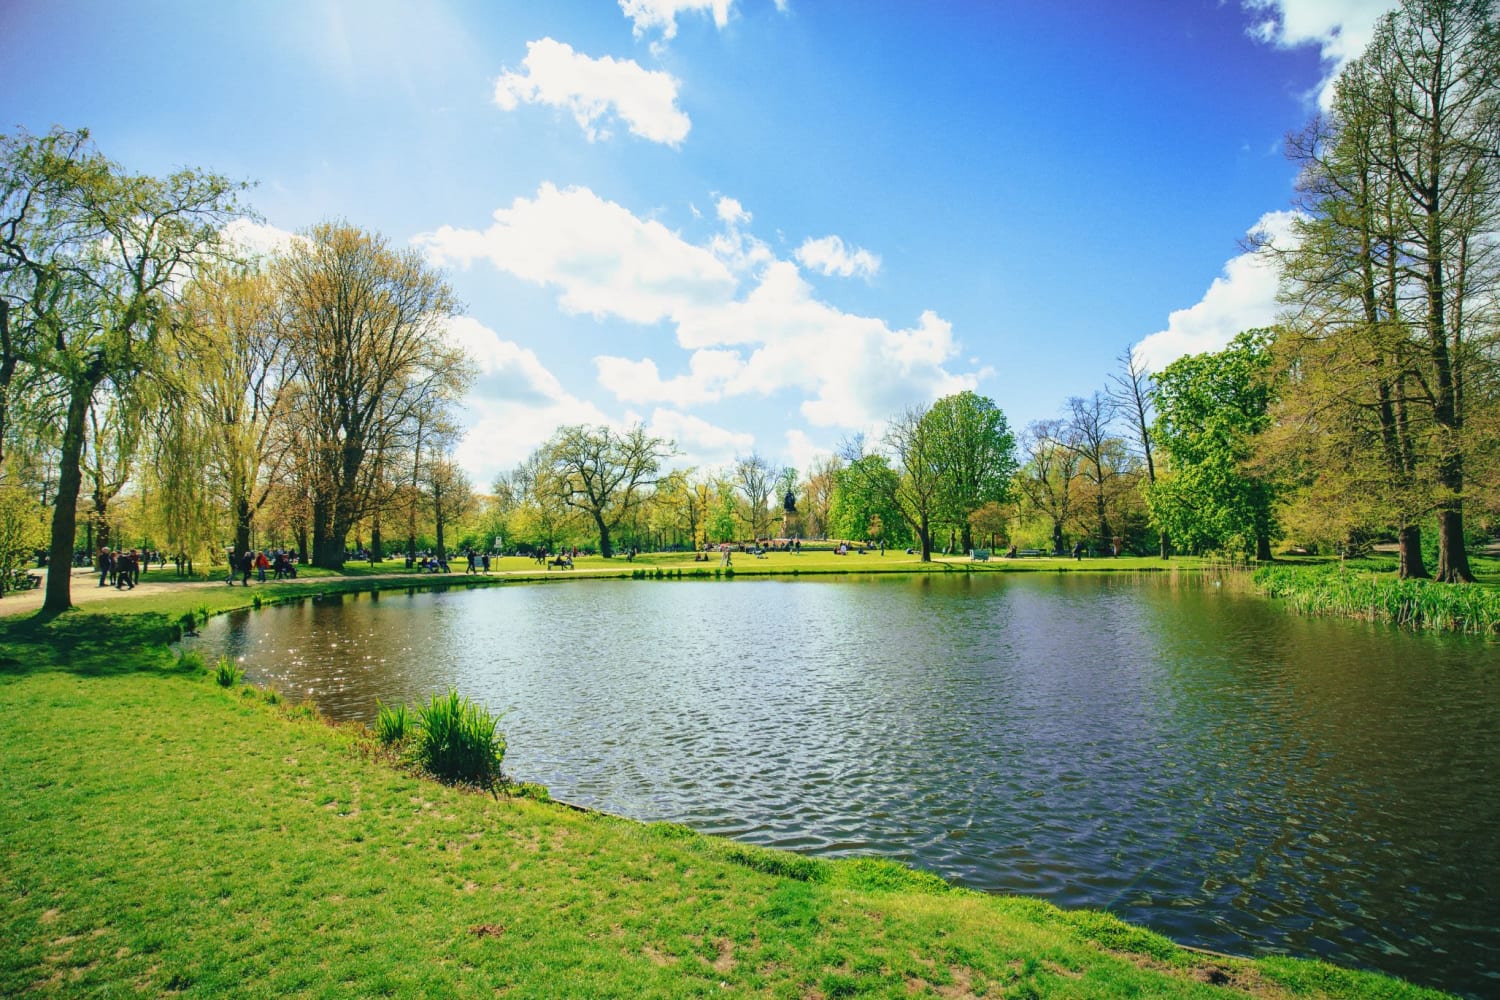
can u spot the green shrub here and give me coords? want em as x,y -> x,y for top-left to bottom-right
176,648 -> 207,673
414,689 -> 506,786
214,655 -> 243,687
512,781 -> 551,802
178,611 -> 199,637
374,699 -> 411,744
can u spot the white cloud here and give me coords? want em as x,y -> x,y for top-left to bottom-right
221,218 -> 300,260
620,0 -> 734,42
423,185 -> 983,432
716,196 -> 750,225
1133,210 -> 1299,372
493,37 -> 690,146
594,349 -> 744,405
645,407 -> 754,470
794,235 -> 880,279
415,183 -> 737,325
443,316 -> 610,486
1242,1 -> 1395,107
783,428 -> 829,477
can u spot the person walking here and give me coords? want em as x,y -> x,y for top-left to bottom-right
240,549 -> 254,586
98,547 -> 112,588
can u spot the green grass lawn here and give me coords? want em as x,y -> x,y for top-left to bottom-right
0,579 -> 1457,998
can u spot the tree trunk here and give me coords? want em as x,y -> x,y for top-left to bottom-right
1255,533 -> 1273,563
43,382 -> 92,615
918,515 -> 931,562
1435,506 -> 1473,583
596,513 -> 613,558
1051,520 -> 1063,556
315,534 -> 345,570
960,524 -> 973,553
370,517 -> 382,562
1397,523 -> 1428,580
312,497 -> 344,569
1159,529 -> 1170,560
234,494 -> 252,560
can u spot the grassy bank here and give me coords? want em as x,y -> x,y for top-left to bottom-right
1254,563 -> 1500,636
1,592 -> 1456,998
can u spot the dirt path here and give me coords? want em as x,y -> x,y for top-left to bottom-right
0,563 -> 612,617
0,565 -> 454,617
0,566 -> 217,616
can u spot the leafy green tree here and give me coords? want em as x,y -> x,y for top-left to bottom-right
0,479 -> 45,596
0,127 -> 245,613
828,453 -> 908,546
1149,331 -> 1279,561
1268,0 -> 1500,581
927,390 -> 1017,553
708,483 -> 739,543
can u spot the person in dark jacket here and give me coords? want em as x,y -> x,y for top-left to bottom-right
240,549 -> 254,586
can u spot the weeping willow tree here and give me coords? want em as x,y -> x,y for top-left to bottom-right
0,476 -> 46,595
142,400 -> 221,573
0,127 -> 245,613
175,263 -> 298,559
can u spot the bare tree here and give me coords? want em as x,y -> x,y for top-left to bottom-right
1060,392 -> 1121,552
1109,346 -> 1167,557
279,222 -> 470,568
1015,420 -> 1081,555
547,423 -> 673,558
734,452 -> 778,540
884,404 -> 943,561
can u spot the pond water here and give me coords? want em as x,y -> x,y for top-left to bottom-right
196,573 -> 1500,997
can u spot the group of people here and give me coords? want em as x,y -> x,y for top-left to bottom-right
96,547 -> 149,589
225,548 -> 299,586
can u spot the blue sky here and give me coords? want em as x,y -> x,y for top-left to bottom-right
0,0 -> 1393,485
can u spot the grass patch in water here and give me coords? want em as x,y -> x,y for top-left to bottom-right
1255,563 -> 1500,635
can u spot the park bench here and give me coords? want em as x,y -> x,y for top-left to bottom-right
971,549 -> 990,561
1010,548 -> 1044,558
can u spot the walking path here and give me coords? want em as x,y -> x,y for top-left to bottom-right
0,565 -> 549,618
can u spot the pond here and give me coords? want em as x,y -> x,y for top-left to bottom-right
196,572 -> 1500,997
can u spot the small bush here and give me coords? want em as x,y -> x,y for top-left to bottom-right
176,648 -> 207,673
414,689 -> 506,786
375,699 -> 411,744
178,611 -> 199,637
512,781 -> 551,803
214,655 -> 243,687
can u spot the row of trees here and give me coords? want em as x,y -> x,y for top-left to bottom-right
2,1 -> 1494,609
1,128 -> 474,613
